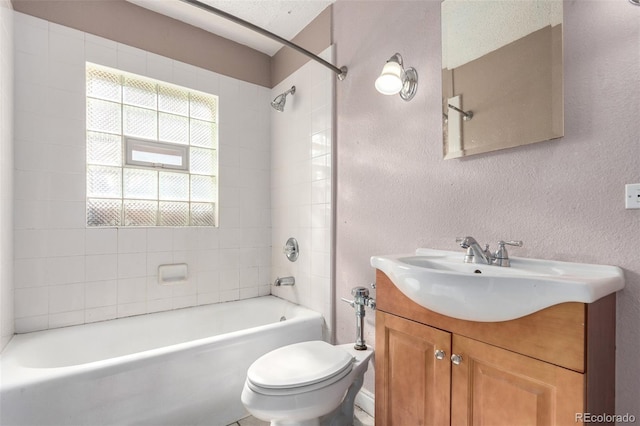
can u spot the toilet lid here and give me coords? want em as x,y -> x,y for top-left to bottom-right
247,341 -> 354,389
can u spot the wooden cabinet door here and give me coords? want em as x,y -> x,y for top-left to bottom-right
451,334 -> 584,426
376,311 -> 451,426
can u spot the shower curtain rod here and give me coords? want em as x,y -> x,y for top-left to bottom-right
178,0 -> 348,80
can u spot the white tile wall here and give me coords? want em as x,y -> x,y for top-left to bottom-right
0,1 -> 14,350
271,47 -> 334,338
12,12 -> 272,333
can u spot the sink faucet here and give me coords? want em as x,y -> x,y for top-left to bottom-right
456,237 -> 523,266
456,236 -> 493,264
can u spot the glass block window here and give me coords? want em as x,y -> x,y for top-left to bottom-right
86,63 -> 218,227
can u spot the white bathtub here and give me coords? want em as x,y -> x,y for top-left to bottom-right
0,296 -> 324,426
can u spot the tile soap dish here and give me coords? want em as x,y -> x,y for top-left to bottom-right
158,263 -> 188,285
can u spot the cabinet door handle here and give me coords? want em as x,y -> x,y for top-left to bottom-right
434,349 -> 446,360
451,354 -> 463,365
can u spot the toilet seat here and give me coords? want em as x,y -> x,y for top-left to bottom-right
241,343 -> 374,424
246,341 -> 354,395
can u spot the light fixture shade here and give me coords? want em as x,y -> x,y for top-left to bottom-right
375,61 -> 404,95
375,53 -> 418,101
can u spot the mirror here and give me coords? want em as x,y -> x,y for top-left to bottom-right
441,0 -> 563,159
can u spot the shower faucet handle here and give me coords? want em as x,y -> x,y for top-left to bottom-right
283,237 -> 299,262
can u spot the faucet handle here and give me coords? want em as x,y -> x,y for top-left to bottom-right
494,240 -> 523,267
499,240 -> 523,247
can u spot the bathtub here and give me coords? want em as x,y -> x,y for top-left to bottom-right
0,296 -> 324,426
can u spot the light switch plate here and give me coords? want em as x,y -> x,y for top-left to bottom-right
625,183 -> 640,209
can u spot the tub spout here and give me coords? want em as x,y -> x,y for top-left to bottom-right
273,276 -> 295,286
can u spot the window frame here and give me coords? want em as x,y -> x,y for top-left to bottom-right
125,137 -> 190,172
85,62 -> 219,228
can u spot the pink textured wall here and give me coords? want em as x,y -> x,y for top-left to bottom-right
333,0 -> 639,415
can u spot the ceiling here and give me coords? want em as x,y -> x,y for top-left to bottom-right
126,0 -> 334,56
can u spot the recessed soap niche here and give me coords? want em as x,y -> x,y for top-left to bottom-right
158,263 -> 189,285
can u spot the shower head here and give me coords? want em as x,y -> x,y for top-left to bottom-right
271,86 -> 296,112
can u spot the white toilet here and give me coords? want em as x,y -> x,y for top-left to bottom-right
241,340 -> 374,426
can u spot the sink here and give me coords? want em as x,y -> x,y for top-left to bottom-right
370,248 -> 625,322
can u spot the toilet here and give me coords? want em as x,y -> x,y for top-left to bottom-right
241,340 -> 374,426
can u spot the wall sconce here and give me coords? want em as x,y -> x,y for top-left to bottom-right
374,53 -> 418,101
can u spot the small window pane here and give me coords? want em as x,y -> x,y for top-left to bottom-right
132,149 -> 182,167
159,172 -> 189,201
126,138 -> 188,170
123,76 -> 156,109
190,92 -> 217,121
191,175 -> 216,202
87,131 -> 122,166
124,200 -> 157,226
124,105 -> 157,140
190,119 -> 216,148
159,202 -> 189,226
87,98 -> 121,134
87,198 -> 122,226
124,168 -> 158,200
87,66 -> 121,102
159,112 -> 189,145
87,165 -> 122,198
190,202 -> 215,226
190,147 -> 216,176
159,86 -> 189,116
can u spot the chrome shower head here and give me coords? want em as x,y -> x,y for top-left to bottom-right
270,86 -> 296,112
270,96 -> 286,112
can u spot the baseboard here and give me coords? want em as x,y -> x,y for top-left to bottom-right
355,388 -> 375,418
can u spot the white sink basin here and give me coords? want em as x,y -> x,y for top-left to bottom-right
371,248 -> 625,322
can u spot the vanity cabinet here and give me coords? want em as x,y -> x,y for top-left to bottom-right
374,270 -> 616,426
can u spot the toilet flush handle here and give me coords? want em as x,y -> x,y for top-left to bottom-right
340,297 -> 355,308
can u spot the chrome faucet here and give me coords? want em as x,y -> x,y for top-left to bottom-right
456,236 -> 493,264
273,276 -> 295,286
456,237 -> 523,267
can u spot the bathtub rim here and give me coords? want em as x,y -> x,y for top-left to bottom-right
0,296 -> 324,390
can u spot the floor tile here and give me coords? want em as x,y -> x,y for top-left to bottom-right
235,405 -> 374,426
237,416 -> 269,426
